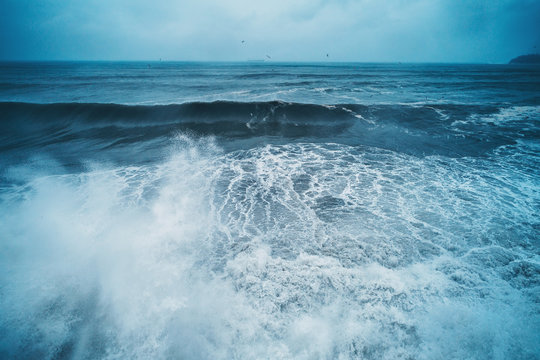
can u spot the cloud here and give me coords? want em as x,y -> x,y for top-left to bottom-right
1,0 -> 539,62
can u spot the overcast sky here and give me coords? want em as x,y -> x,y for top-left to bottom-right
1,0 -> 539,63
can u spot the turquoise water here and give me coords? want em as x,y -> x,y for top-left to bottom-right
0,62 -> 539,359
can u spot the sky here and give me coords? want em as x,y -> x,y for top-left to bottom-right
1,0 -> 539,63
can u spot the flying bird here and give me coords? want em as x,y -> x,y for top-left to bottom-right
266,55 -> 271,59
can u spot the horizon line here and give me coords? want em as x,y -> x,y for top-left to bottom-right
0,59 -> 516,65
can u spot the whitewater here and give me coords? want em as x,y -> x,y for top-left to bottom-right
0,62 -> 539,359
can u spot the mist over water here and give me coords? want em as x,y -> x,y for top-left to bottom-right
0,62 -> 539,359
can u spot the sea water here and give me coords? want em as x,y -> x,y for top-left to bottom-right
0,62 -> 539,359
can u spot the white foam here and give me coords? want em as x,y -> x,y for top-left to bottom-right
1,138 -> 538,358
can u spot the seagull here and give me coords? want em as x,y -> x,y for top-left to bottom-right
241,40 -> 245,43
266,55 -> 271,59
326,53 -> 329,57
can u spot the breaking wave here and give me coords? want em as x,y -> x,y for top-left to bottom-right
1,136 -> 539,359
2,101 -> 537,158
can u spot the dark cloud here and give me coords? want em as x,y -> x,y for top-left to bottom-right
1,0 -> 539,62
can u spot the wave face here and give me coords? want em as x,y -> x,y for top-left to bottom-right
0,63 -> 539,359
1,101 -> 536,163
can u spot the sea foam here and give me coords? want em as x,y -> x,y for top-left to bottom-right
1,135 -> 538,359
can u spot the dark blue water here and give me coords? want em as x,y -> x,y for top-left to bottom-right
1,62 -> 539,359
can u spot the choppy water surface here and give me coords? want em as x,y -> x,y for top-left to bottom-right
0,62 -> 539,359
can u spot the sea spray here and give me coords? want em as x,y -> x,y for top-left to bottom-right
1,135 -> 538,359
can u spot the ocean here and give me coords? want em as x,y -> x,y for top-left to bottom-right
0,62 -> 539,359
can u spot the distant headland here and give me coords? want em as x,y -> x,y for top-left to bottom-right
509,54 -> 540,64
